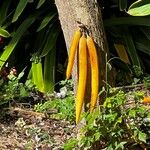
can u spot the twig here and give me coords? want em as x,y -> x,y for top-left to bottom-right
115,84 -> 144,90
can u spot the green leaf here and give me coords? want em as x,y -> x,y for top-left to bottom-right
105,113 -> 118,123
36,0 -> 46,9
31,61 -> 44,92
128,109 -> 136,118
114,117 -> 122,128
12,0 -> 29,22
129,0 -> 150,9
64,138 -> 78,150
0,14 -> 38,69
37,12 -> 56,32
128,4 -> 150,16
107,144 -> 113,150
94,132 -> 101,141
128,0 -> 150,16
17,71 -> 25,80
115,141 -> 127,150
20,86 -> 28,97
0,28 -> 10,37
138,131 -> 147,143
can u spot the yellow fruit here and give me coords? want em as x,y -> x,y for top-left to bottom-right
66,30 -> 81,79
87,36 -> 99,112
76,35 -> 87,124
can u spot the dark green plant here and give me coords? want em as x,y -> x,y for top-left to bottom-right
34,94 -> 75,123
0,0 -> 61,93
143,76 -> 150,89
103,0 -> 150,80
64,90 -> 150,150
0,70 -> 35,105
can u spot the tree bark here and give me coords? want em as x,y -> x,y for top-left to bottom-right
55,0 -> 110,101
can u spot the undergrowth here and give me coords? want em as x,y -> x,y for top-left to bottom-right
64,89 -> 150,150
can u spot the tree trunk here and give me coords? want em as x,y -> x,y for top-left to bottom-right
55,0 -> 110,101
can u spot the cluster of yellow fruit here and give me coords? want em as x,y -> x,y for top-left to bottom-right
66,29 -> 99,124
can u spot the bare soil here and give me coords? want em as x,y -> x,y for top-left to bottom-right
0,107 -> 76,150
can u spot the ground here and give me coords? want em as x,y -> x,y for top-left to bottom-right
0,107 -> 76,150
0,84 -> 149,150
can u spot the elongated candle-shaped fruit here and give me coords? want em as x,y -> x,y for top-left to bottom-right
76,35 -> 87,124
87,36 -> 99,112
66,30 -> 81,79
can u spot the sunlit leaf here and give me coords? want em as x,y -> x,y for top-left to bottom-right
128,0 -> 150,16
0,28 -> 10,37
128,4 -> 150,16
31,61 -> 44,92
138,131 -> 147,143
0,14 -> 39,69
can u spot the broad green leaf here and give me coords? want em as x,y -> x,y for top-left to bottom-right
0,28 -> 10,37
36,0 -> 46,9
37,12 -> 56,32
31,61 -> 44,92
119,0 -> 127,11
0,15 -> 38,69
12,0 -> 29,22
104,17 -> 150,27
128,3 -> 150,16
0,0 -> 11,26
128,0 -> 150,16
